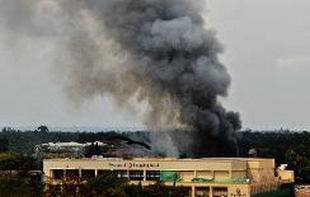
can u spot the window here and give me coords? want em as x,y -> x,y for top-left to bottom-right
52,170 -> 64,180
66,169 -> 79,180
146,170 -> 160,181
195,187 -> 210,197
97,170 -> 111,177
129,170 -> 144,181
81,169 -> 95,179
114,170 -> 128,179
213,187 -> 228,197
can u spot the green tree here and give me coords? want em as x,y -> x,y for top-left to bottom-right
80,171 -> 127,197
84,142 -> 102,157
0,138 -> 8,152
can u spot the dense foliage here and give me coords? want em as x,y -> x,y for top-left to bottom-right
0,152 -> 43,196
0,174 -> 43,197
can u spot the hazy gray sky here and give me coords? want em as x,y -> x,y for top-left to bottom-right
1,0 -> 310,130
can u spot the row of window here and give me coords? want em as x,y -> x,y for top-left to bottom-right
52,170 -> 160,181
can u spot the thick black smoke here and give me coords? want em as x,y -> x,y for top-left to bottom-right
1,0 -> 241,157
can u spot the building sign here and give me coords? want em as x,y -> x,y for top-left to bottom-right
108,162 -> 160,169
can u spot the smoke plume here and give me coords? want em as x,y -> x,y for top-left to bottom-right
2,0 -> 241,157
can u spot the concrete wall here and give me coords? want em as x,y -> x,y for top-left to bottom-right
278,170 -> 295,183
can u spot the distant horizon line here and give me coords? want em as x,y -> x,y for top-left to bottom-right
0,125 -> 308,132
0,126 -> 148,132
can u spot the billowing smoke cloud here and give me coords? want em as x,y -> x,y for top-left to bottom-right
1,0 -> 241,157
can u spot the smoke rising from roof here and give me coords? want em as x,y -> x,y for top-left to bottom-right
1,0 -> 241,157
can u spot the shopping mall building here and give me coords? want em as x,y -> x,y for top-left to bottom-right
43,157 -> 294,197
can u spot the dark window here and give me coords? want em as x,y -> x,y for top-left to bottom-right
195,187 -> 210,197
82,169 -> 95,179
213,187 -> 228,197
129,170 -> 144,181
146,170 -> 160,181
52,170 -> 64,180
97,170 -> 111,177
183,187 -> 192,197
66,169 -> 79,180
